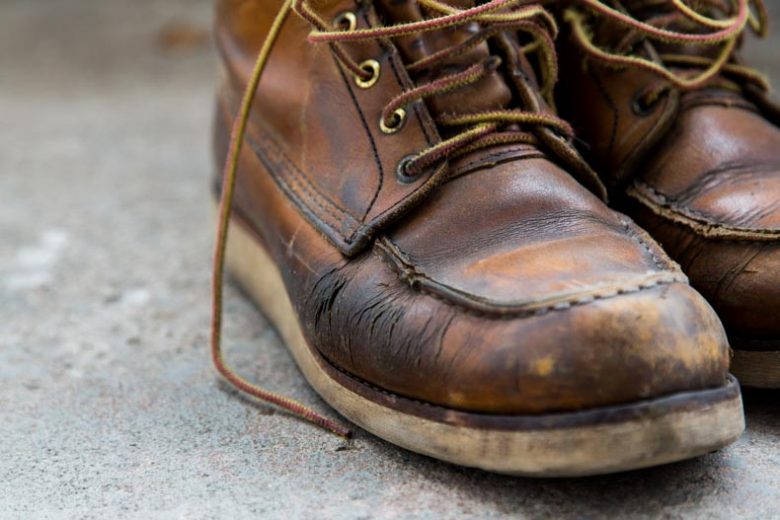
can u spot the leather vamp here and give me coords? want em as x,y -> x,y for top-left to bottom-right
632,103 -> 780,237
383,157 -> 685,311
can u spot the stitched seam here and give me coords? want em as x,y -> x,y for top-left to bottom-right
228,91 -> 359,227
353,162 -> 448,241
284,162 -> 356,232
249,135 -> 359,237
246,144 -> 357,248
588,65 -> 680,185
375,239 -> 683,320
385,47 -> 437,146
383,230 -> 672,281
246,128 -> 359,233
634,180 -> 780,236
337,6 -> 440,240
619,219 -> 670,271
591,68 -> 619,159
332,45 -> 384,223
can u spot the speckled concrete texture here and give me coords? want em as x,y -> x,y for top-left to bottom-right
1,1 -> 778,518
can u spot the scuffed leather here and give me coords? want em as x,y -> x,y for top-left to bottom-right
217,0 -> 446,255
214,0 -> 731,414
556,7 -> 780,344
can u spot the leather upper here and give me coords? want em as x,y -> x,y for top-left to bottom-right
556,2 -> 780,342
214,0 -> 731,413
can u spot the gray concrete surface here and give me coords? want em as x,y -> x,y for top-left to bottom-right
1,1 -> 778,518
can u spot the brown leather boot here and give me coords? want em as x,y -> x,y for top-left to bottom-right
210,0 -> 743,476
555,0 -> 780,388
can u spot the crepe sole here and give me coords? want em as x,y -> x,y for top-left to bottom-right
219,208 -> 745,477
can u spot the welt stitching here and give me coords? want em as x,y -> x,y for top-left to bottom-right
375,238 -> 680,320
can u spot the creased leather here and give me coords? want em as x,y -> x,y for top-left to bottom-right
556,2 -> 780,343
214,0 -> 732,413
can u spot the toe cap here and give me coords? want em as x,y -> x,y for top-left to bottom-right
304,254 -> 730,414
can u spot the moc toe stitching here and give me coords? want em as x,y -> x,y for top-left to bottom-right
374,240 -> 687,320
629,180 -> 780,240
307,250 -> 729,414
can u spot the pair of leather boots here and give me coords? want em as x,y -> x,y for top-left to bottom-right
210,0 -> 779,476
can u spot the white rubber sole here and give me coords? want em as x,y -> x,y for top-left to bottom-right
221,210 -> 745,477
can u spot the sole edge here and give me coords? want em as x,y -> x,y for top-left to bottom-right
221,208 -> 745,476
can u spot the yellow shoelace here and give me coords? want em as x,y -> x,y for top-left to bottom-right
212,0 -> 568,436
564,0 -> 769,99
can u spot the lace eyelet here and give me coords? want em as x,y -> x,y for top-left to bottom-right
380,108 -> 407,134
355,59 -> 381,89
631,91 -> 664,117
395,155 -> 419,184
333,12 -> 357,32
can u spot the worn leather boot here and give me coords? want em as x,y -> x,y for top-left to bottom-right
554,1 -> 780,388
211,0 -> 743,476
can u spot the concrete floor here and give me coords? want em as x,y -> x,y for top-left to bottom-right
1,1 -> 778,518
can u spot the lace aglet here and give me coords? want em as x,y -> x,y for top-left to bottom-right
319,418 -> 353,439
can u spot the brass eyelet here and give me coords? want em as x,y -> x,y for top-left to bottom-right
333,11 -> 357,32
395,155 -> 419,184
355,59 -> 381,89
380,108 -> 407,134
631,90 -> 665,117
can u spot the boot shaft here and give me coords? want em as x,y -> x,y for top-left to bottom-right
215,0 -> 604,255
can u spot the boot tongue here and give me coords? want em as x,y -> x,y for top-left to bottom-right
375,0 -> 513,124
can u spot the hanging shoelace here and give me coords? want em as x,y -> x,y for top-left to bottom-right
212,0 -> 570,437
563,0 -> 770,106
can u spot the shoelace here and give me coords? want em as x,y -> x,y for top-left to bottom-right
564,0 -> 770,105
212,0 -> 570,437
